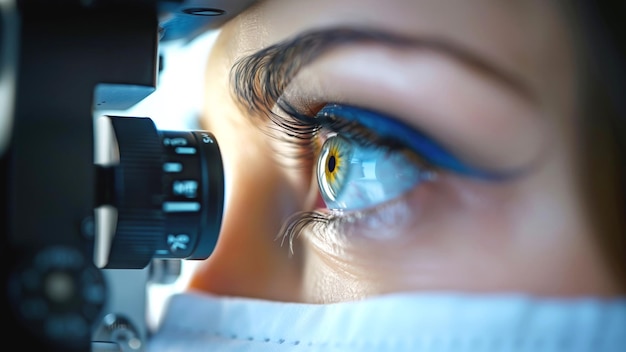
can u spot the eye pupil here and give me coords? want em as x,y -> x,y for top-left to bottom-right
328,155 -> 337,173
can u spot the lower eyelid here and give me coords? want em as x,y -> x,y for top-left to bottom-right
301,178 -> 433,246
299,189 -> 422,258
304,171 -> 502,247
333,185 -> 432,240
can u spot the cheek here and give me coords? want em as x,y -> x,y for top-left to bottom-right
299,176 -> 512,302
194,91 -> 311,300
300,165 -> 618,302
298,174 -> 561,303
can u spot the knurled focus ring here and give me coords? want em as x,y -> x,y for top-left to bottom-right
106,116 -> 165,269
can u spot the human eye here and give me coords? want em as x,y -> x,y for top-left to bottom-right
272,100 -> 514,244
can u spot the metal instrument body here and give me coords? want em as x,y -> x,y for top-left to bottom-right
1,1 -> 254,350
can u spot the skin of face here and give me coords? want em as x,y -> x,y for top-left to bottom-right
188,0 -> 622,303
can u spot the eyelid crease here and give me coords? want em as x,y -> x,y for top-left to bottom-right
229,27 -> 535,122
230,28 -> 411,117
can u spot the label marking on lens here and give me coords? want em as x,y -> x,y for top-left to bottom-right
163,137 -> 188,146
167,234 -> 190,252
175,147 -> 196,155
201,133 -> 214,144
173,180 -> 198,198
163,162 -> 183,173
163,202 -> 201,212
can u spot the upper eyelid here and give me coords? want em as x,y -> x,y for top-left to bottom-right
316,104 -> 518,180
229,27 -> 535,120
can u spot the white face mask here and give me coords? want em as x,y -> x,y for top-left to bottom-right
148,292 -> 626,352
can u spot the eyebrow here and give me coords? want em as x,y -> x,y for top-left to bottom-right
230,27 -> 534,116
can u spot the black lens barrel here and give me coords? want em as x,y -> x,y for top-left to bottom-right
99,116 -> 224,269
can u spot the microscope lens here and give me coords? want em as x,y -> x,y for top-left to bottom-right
97,117 -> 224,269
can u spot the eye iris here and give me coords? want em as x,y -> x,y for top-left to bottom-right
324,140 -> 344,187
317,136 -> 352,206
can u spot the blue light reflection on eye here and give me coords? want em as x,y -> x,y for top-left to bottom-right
319,104 -> 511,180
